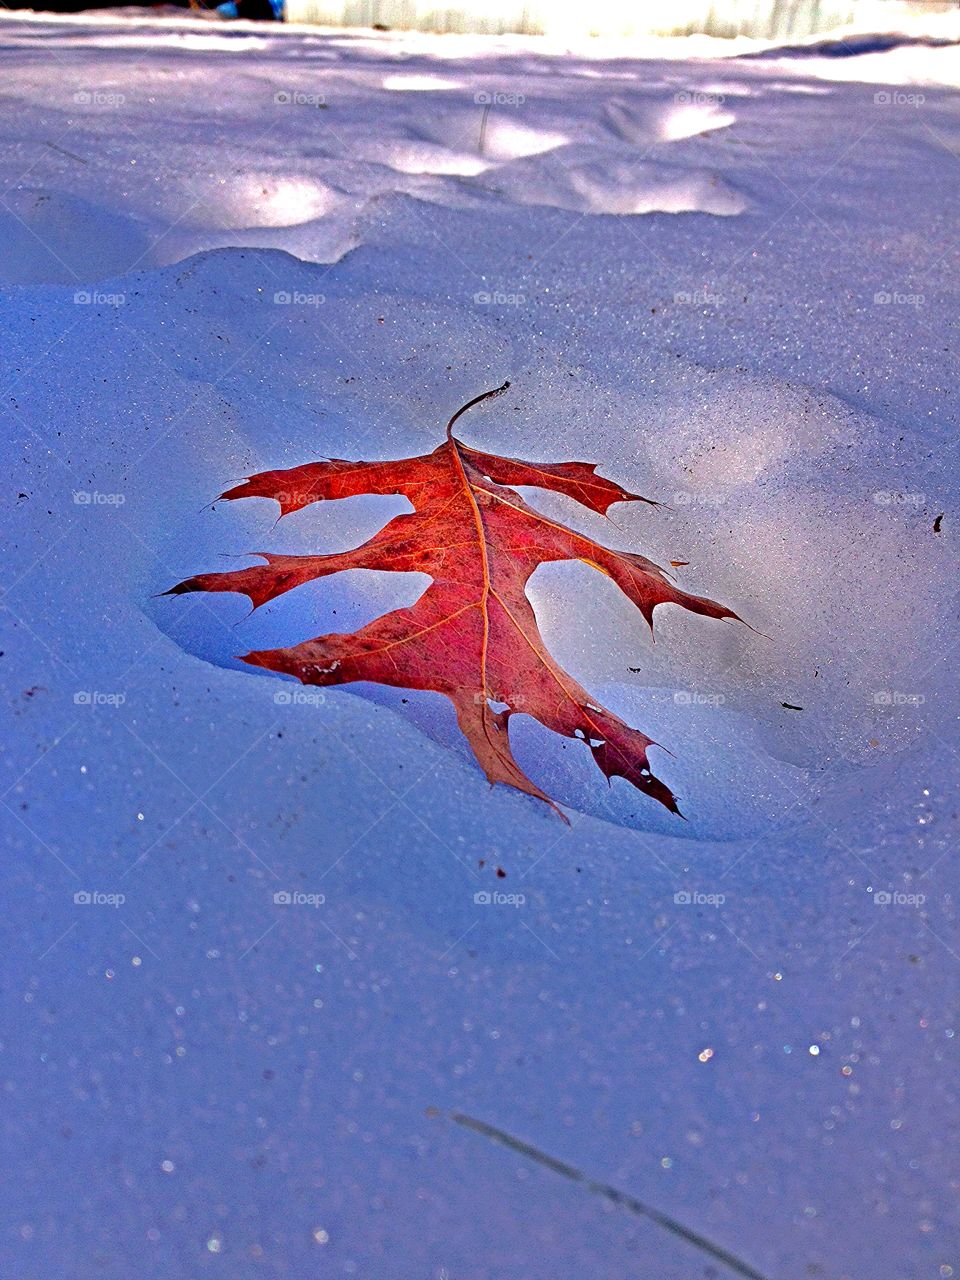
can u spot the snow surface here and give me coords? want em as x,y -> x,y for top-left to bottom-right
1,11 -> 958,1280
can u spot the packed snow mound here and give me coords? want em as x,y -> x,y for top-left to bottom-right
603,95 -> 737,143
0,189 -> 151,286
412,108 -> 568,160
0,15 -> 767,284
487,151 -> 747,215
183,174 -> 344,230
0,231 -> 926,839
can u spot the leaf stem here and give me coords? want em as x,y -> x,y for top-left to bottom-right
446,380 -> 511,440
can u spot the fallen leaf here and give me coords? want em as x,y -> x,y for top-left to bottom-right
168,383 -> 739,816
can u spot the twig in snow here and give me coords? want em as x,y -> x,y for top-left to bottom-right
447,1111 -> 775,1280
478,104 -> 490,155
44,140 -> 87,165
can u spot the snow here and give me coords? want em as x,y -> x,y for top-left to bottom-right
1,10 -> 957,1280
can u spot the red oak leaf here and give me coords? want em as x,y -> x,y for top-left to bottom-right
167,383 -> 739,818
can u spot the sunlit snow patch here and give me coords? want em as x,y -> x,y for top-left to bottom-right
488,151 -> 746,216
382,73 -> 464,91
